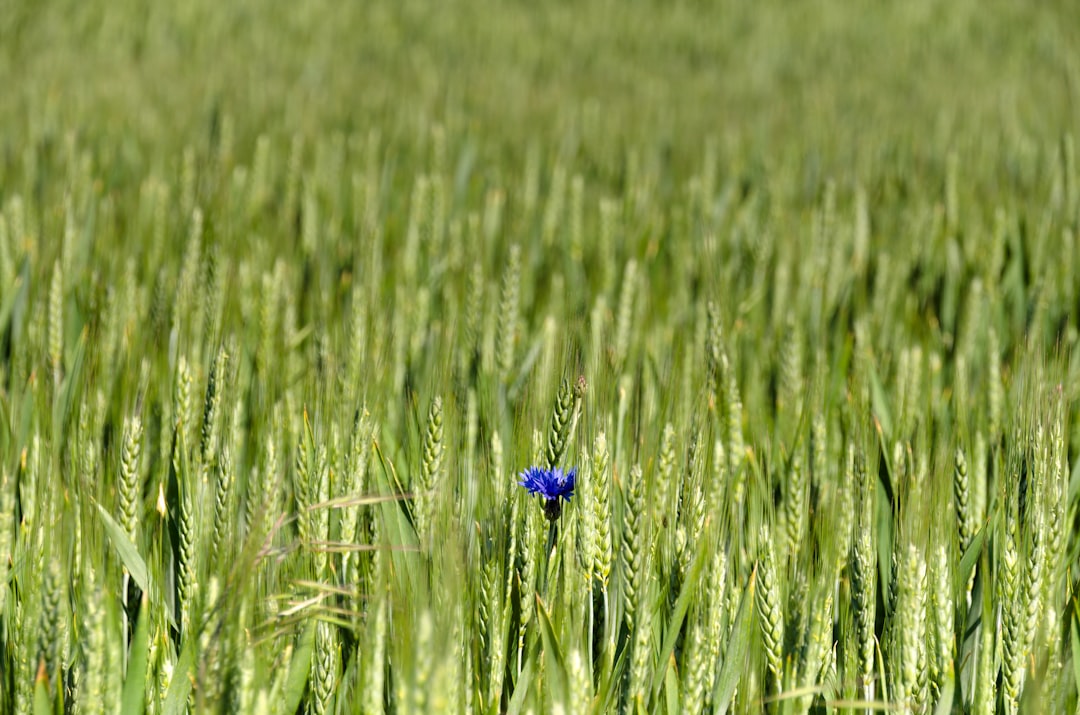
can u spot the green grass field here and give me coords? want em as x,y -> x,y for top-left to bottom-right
2,1 -> 1080,713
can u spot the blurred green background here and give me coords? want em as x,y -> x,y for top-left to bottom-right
2,0 -> 1077,180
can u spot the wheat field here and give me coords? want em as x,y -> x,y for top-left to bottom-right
1,1 -> 1080,713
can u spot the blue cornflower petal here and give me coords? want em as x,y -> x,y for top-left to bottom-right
518,465 -> 577,503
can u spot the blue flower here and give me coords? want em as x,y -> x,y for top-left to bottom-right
518,465 -> 576,520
